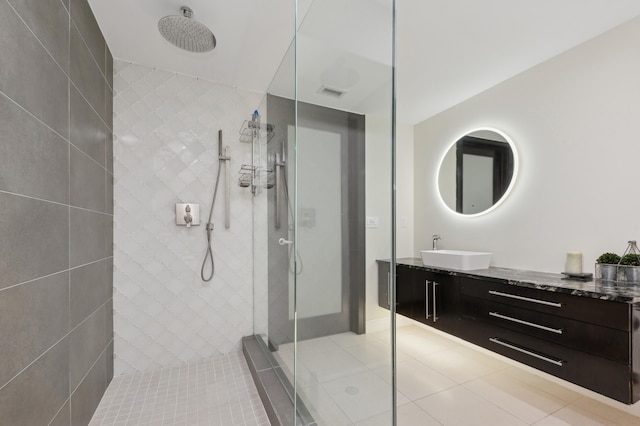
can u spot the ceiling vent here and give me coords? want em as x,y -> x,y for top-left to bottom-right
317,85 -> 346,98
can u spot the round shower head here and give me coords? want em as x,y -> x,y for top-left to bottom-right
158,6 -> 216,53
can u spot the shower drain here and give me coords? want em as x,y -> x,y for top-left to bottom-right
345,386 -> 359,395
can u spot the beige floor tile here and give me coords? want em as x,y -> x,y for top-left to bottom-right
501,367 -> 583,404
463,371 -> 569,424
293,336 -> 343,357
397,329 -> 454,359
322,370 -> 408,423
533,404 -> 615,425
343,338 -> 409,370
396,325 -> 429,336
410,346 -> 505,384
354,402 -> 442,426
274,340 -> 369,387
569,397 -> 640,425
298,345 -> 369,384
415,386 -> 527,426
298,384 -> 351,426
374,358 -> 457,401
330,331 -> 392,348
453,344 -> 511,371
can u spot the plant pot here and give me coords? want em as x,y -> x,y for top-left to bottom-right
596,264 -> 618,281
618,265 -> 640,283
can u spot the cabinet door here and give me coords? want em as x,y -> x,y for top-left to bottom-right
414,270 -> 459,332
434,273 -> 459,333
412,270 -> 428,322
396,265 -> 414,318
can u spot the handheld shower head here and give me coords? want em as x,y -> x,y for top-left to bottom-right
158,6 -> 216,53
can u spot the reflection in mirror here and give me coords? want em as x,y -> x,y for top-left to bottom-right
438,129 -> 517,216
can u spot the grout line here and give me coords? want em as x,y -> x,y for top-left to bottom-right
0,229 -> 112,294
0,89 -> 69,146
47,395 -> 70,426
0,269 -> 69,295
0,189 -> 113,216
70,138 -> 109,173
70,334 -> 113,397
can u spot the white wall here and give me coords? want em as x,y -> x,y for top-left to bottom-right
414,16 -> 640,273
113,61 -> 262,374
366,117 -> 414,322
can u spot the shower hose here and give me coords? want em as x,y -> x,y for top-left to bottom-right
201,159 -> 223,282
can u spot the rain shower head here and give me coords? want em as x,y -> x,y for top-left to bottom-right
158,6 -> 216,53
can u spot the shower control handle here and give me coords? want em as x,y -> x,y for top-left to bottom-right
278,238 -> 293,246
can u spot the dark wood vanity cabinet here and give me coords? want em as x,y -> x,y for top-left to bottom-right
377,260 -> 640,404
459,276 -> 638,404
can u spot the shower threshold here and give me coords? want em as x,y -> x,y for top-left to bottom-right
242,335 -> 316,426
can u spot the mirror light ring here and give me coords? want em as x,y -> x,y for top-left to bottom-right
436,126 -> 519,218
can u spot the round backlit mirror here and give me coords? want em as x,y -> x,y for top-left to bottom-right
437,128 -> 518,216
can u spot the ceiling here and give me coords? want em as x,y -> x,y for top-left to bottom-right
89,0 -> 640,124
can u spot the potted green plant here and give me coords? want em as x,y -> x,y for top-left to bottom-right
596,252 -> 621,281
619,253 -> 640,283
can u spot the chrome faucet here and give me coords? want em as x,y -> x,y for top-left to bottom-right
432,234 -> 443,250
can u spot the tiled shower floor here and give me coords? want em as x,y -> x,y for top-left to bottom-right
89,352 -> 269,426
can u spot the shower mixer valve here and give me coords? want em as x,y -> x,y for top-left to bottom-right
176,203 -> 200,227
184,205 -> 193,228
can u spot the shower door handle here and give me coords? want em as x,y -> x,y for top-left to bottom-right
275,152 -> 282,230
275,145 -> 286,230
278,238 -> 293,246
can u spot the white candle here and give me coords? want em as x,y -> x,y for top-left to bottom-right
565,251 -> 583,274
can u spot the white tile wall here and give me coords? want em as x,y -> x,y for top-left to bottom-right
113,61 -> 263,375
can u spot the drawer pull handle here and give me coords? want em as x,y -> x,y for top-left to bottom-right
488,290 -> 562,308
489,312 -> 563,334
489,338 -> 564,366
433,281 -> 438,322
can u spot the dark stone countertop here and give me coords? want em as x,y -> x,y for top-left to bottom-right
377,257 -> 640,304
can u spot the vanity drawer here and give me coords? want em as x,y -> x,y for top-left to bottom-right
463,318 -> 633,404
460,295 -> 630,364
459,277 -> 630,331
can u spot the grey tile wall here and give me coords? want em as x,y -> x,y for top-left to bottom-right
0,94 -> 70,203
0,272 -> 69,387
70,25 -> 106,123
70,86 -> 106,166
0,338 -> 70,426
0,0 -> 69,138
0,0 -> 113,424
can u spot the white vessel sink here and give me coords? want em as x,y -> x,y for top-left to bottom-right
420,250 -> 492,271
